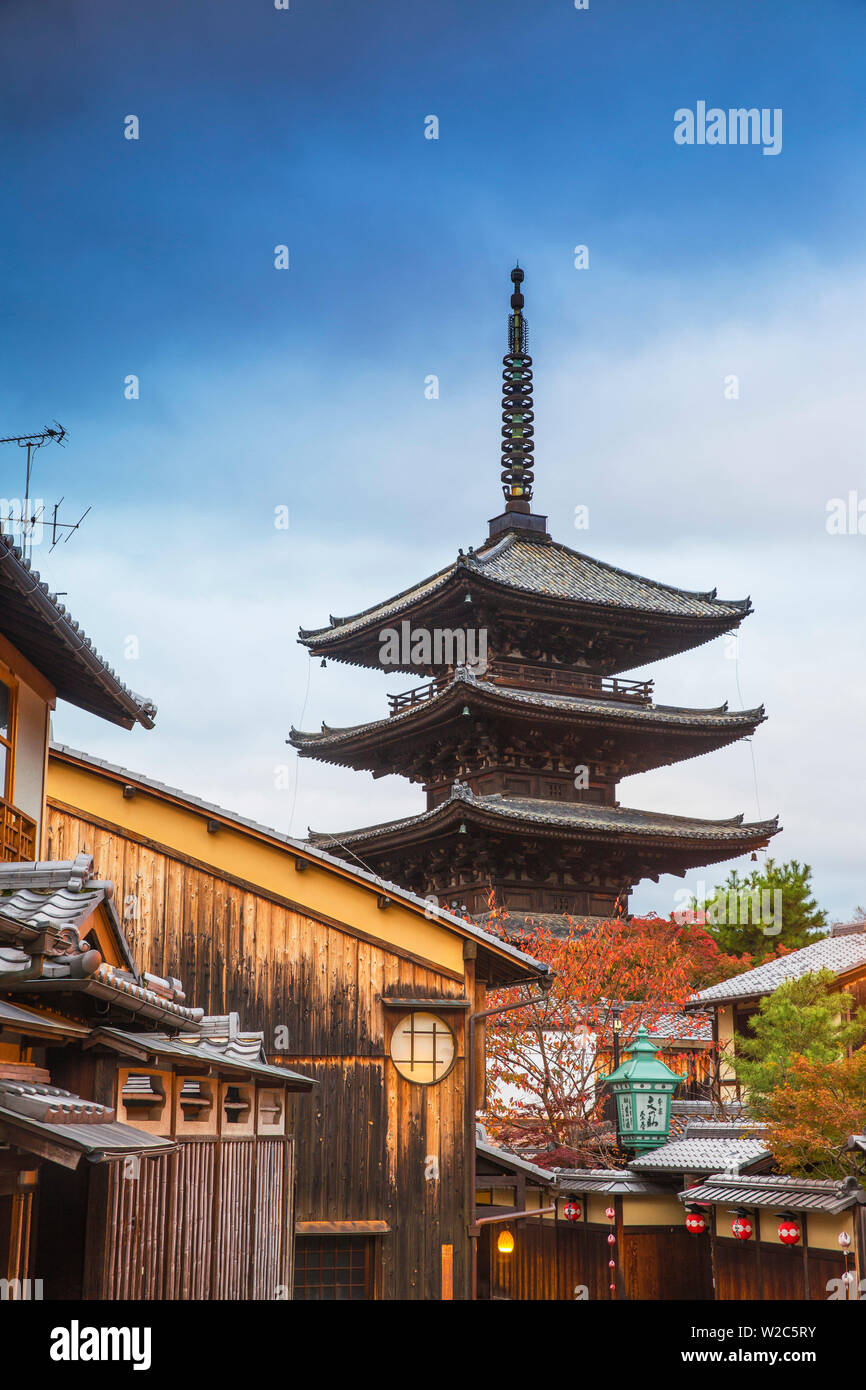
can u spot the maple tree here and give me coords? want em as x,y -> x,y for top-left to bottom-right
481,909 -> 741,1165
762,1050 -> 866,1181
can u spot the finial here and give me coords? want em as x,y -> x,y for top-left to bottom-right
500,265 -> 534,512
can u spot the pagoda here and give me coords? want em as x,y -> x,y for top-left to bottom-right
291,267 -> 779,929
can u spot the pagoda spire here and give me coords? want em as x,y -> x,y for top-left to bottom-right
500,265 -> 535,514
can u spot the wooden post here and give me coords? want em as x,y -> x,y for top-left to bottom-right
801,1212 -> 810,1300
708,1204 -> 718,1301
441,1243 -> 454,1300
615,1196 -> 626,1300
464,942 -> 477,1302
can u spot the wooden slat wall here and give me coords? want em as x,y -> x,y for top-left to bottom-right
714,1238 -> 846,1301
52,807 -> 472,1300
251,1138 -> 288,1299
213,1139 -> 254,1299
165,1140 -> 216,1300
484,1221 -> 613,1301
99,1137 -> 291,1300
104,1155 -> 169,1300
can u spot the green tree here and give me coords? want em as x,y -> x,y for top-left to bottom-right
695,858 -> 827,962
733,969 -> 866,1120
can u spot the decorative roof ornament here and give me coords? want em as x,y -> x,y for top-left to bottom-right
500,266 -> 535,513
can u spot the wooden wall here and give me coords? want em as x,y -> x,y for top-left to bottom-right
87,1138 -> 292,1300
48,806 -> 475,1300
481,1219 -> 714,1301
713,1236 -> 846,1301
481,1220 -> 612,1301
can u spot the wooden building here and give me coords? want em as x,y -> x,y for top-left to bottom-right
474,1125 -> 863,1301
0,858 -> 313,1299
45,743 -> 549,1300
0,530 -> 313,1300
688,922 -> 866,1102
291,266 -> 778,930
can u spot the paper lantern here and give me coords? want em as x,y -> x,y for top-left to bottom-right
562,1199 -> 582,1223
497,1229 -> 514,1255
778,1217 -> 800,1246
685,1210 -> 707,1236
607,1233 -> 616,1245
838,1231 -> 851,1249
731,1215 -> 753,1241
605,1206 -> 615,1221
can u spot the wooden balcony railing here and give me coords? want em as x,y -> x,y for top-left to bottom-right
1,797 -> 38,863
387,664 -> 652,716
486,661 -> 653,703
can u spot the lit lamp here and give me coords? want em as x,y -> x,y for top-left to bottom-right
602,1026 -> 684,1153
497,1228 -> 515,1255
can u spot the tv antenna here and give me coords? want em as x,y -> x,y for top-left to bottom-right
0,423 -> 91,562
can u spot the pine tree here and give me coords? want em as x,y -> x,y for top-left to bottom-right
733,969 -> 866,1120
695,857 -> 827,961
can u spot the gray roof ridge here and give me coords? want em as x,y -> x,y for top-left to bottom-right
297,552 -> 460,640
292,684 -> 765,746
498,532 -> 751,612
691,928 -> 866,1004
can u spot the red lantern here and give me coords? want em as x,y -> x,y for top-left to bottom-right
607,1233 -> 616,1245
605,1206 -> 615,1221
778,1216 -> 801,1246
562,1199 -> 582,1223
685,1210 -> 707,1236
731,1214 -> 753,1241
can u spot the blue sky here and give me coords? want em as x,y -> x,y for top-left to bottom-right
2,0 -> 864,922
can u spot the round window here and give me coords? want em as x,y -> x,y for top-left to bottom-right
390,1012 -> 456,1085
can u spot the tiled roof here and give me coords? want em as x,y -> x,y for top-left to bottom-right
0,530 -> 156,729
0,998 -> 90,1038
291,668 -> 764,748
629,1130 -> 769,1174
309,783 -> 779,849
476,1138 -> 558,1185
690,930 -> 866,1005
92,1023 -> 316,1089
50,745 -> 550,988
678,1173 -> 866,1215
638,1011 -> 712,1043
0,852 -> 202,1026
300,533 -> 750,645
554,1167 -> 667,1195
0,854 -> 113,939
0,1078 -> 175,1161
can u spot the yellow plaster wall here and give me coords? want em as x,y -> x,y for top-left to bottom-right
803,1211 -> 854,1252
48,756 -> 466,979
623,1194 -> 684,1226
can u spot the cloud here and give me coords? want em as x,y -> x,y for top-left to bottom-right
43,257 -> 866,925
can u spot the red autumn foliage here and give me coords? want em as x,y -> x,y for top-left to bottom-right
480,906 -> 768,1165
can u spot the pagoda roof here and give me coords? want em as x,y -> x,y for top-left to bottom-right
299,531 -> 750,664
291,668 -> 764,772
308,783 -> 780,863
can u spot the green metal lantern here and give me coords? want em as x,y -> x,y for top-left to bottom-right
602,1026 -> 684,1153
